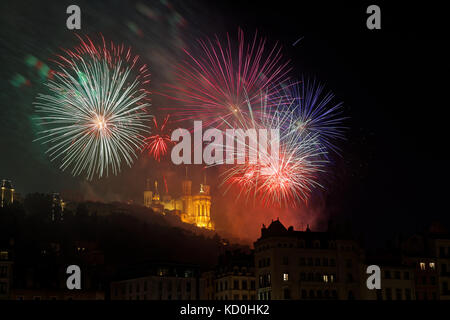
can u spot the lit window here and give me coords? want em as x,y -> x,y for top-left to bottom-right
323,275 -> 329,283
330,274 -> 335,283
429,262 -> 436,270
419,262 -> 426,271
283,273 -> 289,281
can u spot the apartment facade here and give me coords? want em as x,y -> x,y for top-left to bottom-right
111,263 -> 199,300
200,251 -> 256,301
254,219 -> 365,300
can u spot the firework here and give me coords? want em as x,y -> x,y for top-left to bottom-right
218,96 -> 328,207
277,79 -> 346,155
142,114 -> 173,162
34,35 -> 151,179
161,28 -> 291,127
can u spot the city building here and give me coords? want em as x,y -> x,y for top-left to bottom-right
365,257 -> 416,300
401,234 -> 440,300
254,219 -> 365,300
431,236 -> 450,300
111,263 -> 200,300
400,226 -> 450,300
10,289 -> 104,300
0,179 -> 14,208
0,248 -> 13,300
143,173 -> 214,230
201,250 -> 256,301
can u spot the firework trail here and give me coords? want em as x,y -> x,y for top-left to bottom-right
216,93 -> 328,207
276,78 -> 346,155
142,114 -> 173,162
161,28 -> 291,128
34,35 -> 151,180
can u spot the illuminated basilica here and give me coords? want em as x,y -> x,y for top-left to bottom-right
143,174 -> 214,230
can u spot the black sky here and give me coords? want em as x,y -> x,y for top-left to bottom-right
0,0 -> 448,245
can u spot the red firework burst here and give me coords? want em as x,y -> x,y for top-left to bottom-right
142,115 -> 173,161
161,28 -> 291,127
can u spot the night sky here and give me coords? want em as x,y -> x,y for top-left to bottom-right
0,0 -> 447,245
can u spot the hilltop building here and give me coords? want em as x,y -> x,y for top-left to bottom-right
143,173 -> 214,230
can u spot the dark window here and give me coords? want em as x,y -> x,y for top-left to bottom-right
332,290 -> 338,300
300,272 -> 306,281
233,280 -> 239,290
282,257 -> 289,265
315,258 -> 321,266
395,288 -> 402,300
307,258 -> 313,266
405,289 -> 411,300
283,288 -> 291,300
443,281 -> 448,294
441,264 -> 447,276
250,280 -> 255,290
330,259 -> 336,266
404,272 -> 409,280
386,288 -> 392,300
0,282 -> 7,294
299,257 -> 306,266
242,280 -> 247,290
376,290 -> 382,300
266,258 -> 270,266
348,291 -> 355,300
323,258 -> 328,266
186,281 -> 191,292
347,273 -> 353,283
394,271 -> 401,279
301,290 -> 307,299
385,271 -> 391,279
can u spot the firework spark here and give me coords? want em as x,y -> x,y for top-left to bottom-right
277,79 -> 346,155
217,95 -> 328,207
161,28 -> 291,127
142,114 -> 173,162
34,35 -> 151,179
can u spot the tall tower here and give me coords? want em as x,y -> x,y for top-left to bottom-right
192,174 -> 213,230
51,193 -> 65,221
181,167 -> 193,217
152,180 -> 160,202
1,179 -> 14,208
143,178 -> 153,208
